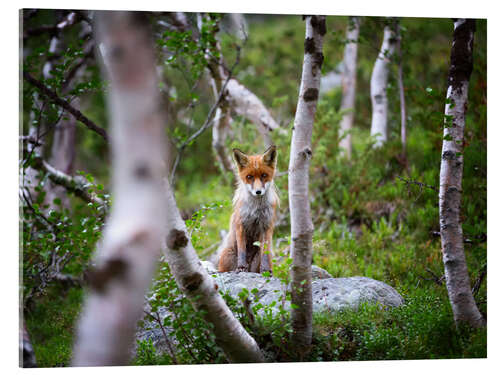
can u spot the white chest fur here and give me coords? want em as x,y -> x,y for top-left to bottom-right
235,183 -> 277,241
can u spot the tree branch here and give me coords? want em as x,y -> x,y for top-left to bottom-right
169,46 -> 240,181
28,152 -> 105,207
23,71 -> 109,142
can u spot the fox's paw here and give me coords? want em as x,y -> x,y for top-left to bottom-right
236,266 -> 248,273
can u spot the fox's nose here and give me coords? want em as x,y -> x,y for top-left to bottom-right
255,190 -> 262,195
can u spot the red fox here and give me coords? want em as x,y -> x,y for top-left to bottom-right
218,145 -> 279,274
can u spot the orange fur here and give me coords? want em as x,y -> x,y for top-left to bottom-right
218,146 -> 279,274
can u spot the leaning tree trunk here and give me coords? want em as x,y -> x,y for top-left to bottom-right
370,24 -> 397,147
162,182 -> 265,363
72,11 -> 169,365
338,16 -> 360,159
288,15 -> 325,355
439,18 -> 485,328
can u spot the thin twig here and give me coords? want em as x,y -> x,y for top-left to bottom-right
169,46 -> 241,182
142,309 -> 178,364
472,265 -> 487,296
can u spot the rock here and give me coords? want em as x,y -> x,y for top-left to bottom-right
200,260 -> 217,274
136,271 -> 404,357
311,265 -> 333,280
212,272 -> 404,315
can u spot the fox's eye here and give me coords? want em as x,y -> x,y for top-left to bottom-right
261,173 -> 267,178
246,175 -> 253,180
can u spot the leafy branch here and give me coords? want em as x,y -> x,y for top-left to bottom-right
23,71 -> 109,143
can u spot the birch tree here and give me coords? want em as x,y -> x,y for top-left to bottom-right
439,18 -> 485,328
161,182 -> 265,363
370,22 -> 397,147
339,16 -> 360,159
395,21 -> 407,158
72,11 -> 169,365
169,13 -> 282,173
288,15 -> 325,354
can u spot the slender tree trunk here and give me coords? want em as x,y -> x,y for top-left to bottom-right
396,21 -> 407,158
288,15 -> 325,355
20,319 -> 36,368
439,18 -> 485,328
212,104 -> 234,173
72,11 -> 169,365
339,16 -> 360,159
370,24 -> 397,147
162,182 -> 265,363
205,23 -> 234,173
45,107 -> 77,208
22,31 -> 60,203
229,13 -> 248,40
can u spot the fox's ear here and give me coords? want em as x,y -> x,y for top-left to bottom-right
233,148 -> 249,169
263,145 -> 277,167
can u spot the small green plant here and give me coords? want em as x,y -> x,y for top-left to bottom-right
139,259 -> 226,365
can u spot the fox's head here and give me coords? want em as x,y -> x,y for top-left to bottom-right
233,145 -> 277,197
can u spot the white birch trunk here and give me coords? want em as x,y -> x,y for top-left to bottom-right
212,104 -> 234,172
339,16 -> 360,159
396,21 -> 407,156
162,181 -> 265,363
439,18 -> 484,328
72,11 -> 169,365
207,42 -> 234,173
229,13 -> 248,40
370,25 -> 396,147
288,15 -> 325,353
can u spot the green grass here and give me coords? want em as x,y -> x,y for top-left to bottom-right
24,285 -> 83,367
311,290 -> 486,361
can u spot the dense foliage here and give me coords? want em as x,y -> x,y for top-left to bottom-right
21,11 -> 486,366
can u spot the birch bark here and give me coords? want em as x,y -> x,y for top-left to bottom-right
439,18 -> 484,328
370,24 -> 397,147
339,16 -> 360,159
288,15 -> 325,353
161,182 -> 265,363
72,11 -> 169,365
395,21 -> 407,157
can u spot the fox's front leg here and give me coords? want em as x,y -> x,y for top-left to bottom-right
235,222 -> 248,272
260,227 -> 273,274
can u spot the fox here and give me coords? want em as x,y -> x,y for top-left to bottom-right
218,145 -> 279,274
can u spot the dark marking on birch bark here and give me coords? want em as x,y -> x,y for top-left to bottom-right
447,19 -> 475,92
87,258 -> 128,294
304,38 -> 315,54
166,228 -> 188,250
181,272 -> 203,292
310,16 -> 327,36
303,88 -> 318,102
110,46 -> 125,62
314,52 -> 324,68
299,147 -> 313,159
134,164 -> 151,179
442,150 -> 457,160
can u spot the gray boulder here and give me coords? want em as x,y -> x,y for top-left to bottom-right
311,265 -> 333,280
136,266 -> 404,356
212,271 -> 404,315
